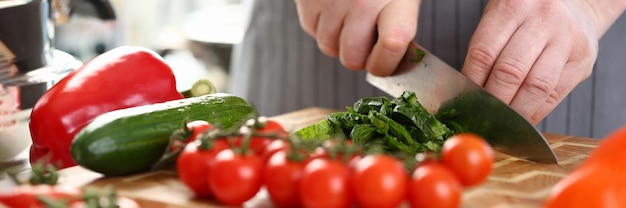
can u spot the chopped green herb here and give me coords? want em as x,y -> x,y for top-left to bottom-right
410,48 -> 426,63
292,91 -> 461,156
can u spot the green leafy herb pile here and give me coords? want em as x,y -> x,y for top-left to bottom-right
294,91 -> 463,156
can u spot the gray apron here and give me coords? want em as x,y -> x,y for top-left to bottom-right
230,0 -> 626,139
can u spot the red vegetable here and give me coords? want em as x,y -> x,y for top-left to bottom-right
209,148 -> 263,206
261,139 -> 290,164
264,150 -> 307,208
408,162 -> 462,208
543,124 -> 626,208
440,133 -> 494,187
236,118 -> 287,156
0,184 -> 80,208
29,46 -> 183,168
350,154 -> 408,208
299,158 -> 352,208
177,139 -> 229,197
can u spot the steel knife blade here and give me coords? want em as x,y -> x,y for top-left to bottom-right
366,42 -> 558,164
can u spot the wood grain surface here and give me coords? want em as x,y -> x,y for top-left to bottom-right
55,107 -> 600,208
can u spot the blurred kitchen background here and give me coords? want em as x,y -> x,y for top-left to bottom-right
55,0 -> 245,93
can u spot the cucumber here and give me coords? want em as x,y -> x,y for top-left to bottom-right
70,93 -> 253,176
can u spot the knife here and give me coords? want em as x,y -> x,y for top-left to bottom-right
366,42 -> 558,164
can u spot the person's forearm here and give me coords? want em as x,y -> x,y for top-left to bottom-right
586,0 -> 626,36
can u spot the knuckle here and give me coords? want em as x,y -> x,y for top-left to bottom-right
302,26 -> 316,38
342,57 -> 366,70
545,90 -> 560,106
528,90 -> 560,125
467,44 -> 499,71
502,0 -> 523,8
500,0 -> 526,13
317,38 -> 339,57
298,16 -> 317,38
491,58 -> 527,86
351,0 -> 368,8
523,76 -> 554,98
538,0 -> 561,16
378,35 -> 408,53
529,112 -> 547,126
577,60 -> 595,79
340,47 -> 369,69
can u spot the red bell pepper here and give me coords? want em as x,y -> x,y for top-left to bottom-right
543,124 -> 626,207
29,46 -> 183,168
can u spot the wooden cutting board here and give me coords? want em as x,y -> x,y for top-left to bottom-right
56,107 -> 600,208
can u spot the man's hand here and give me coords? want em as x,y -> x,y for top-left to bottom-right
461,0 -> 609,125
294,0 -> 421,76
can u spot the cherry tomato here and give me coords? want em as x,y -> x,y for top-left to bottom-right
235,136 -> 273,157
440,133 -> 494,187
176,139 -> 229,197
264,150 -> 307,208
209,149 -> 263,206
0,184 -> 81,208
236,118 -> 287,156
261,139 -> 290,164
299,158 -> 351,208
350,154 -> 408,208
408,162 -> 462,208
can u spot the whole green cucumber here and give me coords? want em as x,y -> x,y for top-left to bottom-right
70,93 -> 253,176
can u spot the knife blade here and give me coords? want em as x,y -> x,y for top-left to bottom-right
366,42 -> 558,164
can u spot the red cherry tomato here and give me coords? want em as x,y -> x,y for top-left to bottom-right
234,136 -> 273,157
264,150 -> 307,208
236,119 -> 287,156
176,139 -> 229,197
408,162 -> 462,208
261,139 -> 290,164
0,184 -> 81,208
440,133 -> 494,187
350,154 -> 408,208
209,149 -> 263,206
299,158 -> 351,208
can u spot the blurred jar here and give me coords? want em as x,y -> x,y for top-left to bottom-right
0,0 -> 82,162
0,86 -> 31,161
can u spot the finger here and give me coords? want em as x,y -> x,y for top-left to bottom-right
482,20 -> 548,104
508,42 -> 568,122
316,3 -> 348,57
294,0 -> 322,37
338,2 -> 384,70
528,60 -> 593,124
365,0 -> 419,76
461,1 -> 528,86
